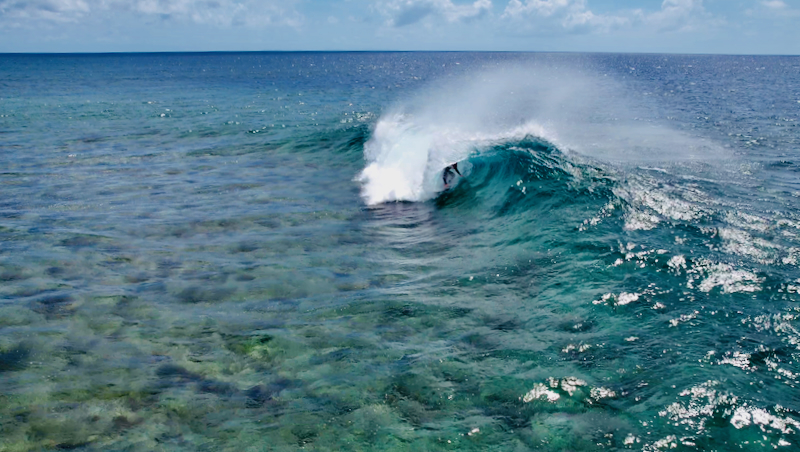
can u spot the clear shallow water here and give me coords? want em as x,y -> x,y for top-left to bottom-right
1,52 -> 800,451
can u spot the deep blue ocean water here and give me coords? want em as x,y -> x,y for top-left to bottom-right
1,52 -> 800,451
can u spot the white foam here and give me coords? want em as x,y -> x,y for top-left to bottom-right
718,227 -> 779,264
698,265 -> 763,294
659,380 -> 739,434
668,255 -> 687,271
718,351 -> 754,371
522,383 -> 560,403
559,376 -> 587,396
617,292 -> 640,305
357,112 -> 436,204
589,387 -> 617,401
620,176 -> 711,231
685,259 -> 764,294
730,406 -> 800,434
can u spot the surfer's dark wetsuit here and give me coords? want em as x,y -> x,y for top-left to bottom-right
442,162 -> 462,188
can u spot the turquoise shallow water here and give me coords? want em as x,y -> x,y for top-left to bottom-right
1,52 -> 800,451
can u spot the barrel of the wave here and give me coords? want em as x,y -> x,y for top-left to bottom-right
442,162 -> 462,190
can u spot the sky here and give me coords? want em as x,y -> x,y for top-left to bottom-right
0,0 -> 798,54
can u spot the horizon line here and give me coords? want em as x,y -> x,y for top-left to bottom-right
1,50 -> 799,57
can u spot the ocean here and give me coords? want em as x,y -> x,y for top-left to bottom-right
1,51 -> 799,451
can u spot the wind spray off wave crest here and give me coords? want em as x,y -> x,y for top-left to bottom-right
357,64 -> 567,205
357,62 -> 728,206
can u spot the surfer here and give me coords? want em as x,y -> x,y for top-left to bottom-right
442,162 -> 462,189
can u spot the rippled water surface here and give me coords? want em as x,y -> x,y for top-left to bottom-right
2,52 -> 800,451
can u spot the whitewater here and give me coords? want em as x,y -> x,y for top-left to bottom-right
1,52 -> 800,451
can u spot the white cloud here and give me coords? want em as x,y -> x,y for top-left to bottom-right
753,0 -> 800,17
131,0 -> 303,27
0,0 -> 303,27
761,0 -> 787,9
504,0 -> 570,17
502,0 -> 628,33
379,0 -> 492,27
0,0 -> 90,22
501,0 -> 717,34
644,0 -> 709,32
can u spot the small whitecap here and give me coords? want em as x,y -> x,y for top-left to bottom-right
590,387 -> 616,400
667,255 -> 686,270
617,292 -> 640,305
560,377 -> 586,396
522,384 -> 560,403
